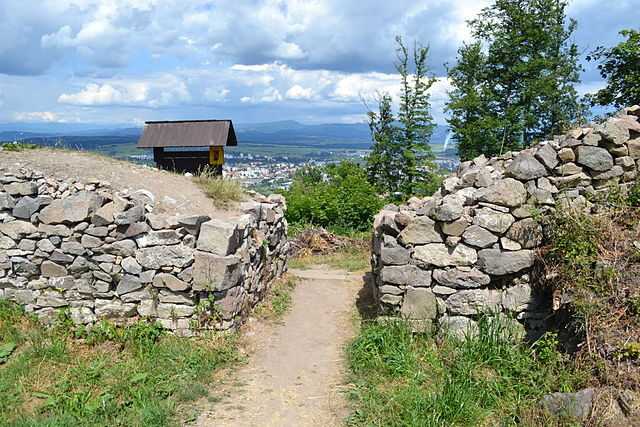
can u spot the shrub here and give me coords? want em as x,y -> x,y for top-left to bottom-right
283,161 -> 383,233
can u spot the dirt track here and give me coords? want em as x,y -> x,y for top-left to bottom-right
194,265 -> 364,427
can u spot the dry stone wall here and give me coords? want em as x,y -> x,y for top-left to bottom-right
0,172 -> 288,335
372,105 -> 640,336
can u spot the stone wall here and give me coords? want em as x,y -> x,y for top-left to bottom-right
371,105 -> 640,336
0,172 -> 288,335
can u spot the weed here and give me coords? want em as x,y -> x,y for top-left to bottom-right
618,342 -> 640,359
195,294 -> 223,328
254,276 -> 298,321
289,244 -> 370,272
194,165 -> 244,207
346,314 -> 584,426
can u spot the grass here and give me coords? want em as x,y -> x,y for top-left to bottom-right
345,314 -> 586,426
2,141 -> 40,151
194,165 -> 244,208
288,244 -> 370,272
0,300 -> 239,426
253,275 -> 299,322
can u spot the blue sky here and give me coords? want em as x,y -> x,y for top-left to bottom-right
0,0 -> 637,127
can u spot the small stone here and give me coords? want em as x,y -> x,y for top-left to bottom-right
477,178 -> 527,207
477,249 -> 535,275
441,217 -> 469,237
413,243 -> 478,267
432,267 -> 490,289
40,261 -> 68,278
445,289 -> 501,316
121,257 -> 142,274
152,273 -> 190,291
506,218 -> 543,249
535,143 -> 559,170
380,246 -> 411,265
12,196 -> 40,219
539,388 -> 595,421
197,219 -> 240,255
114,204 -> 145,225
553,163 -> 583,176
81,234 -> 103,249
4,181 -> 38,196
0,220 -> 37,239
473,208 -> 515,234
557,147 -> 575,163
462,225 -> 498,248
500,237 -> 522,251
590,165 -> 624,180
116,274 -> 142,295
49,250 -> 74,263
401,287 -> 437,320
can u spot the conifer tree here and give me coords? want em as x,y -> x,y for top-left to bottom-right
365,37 -> 437,197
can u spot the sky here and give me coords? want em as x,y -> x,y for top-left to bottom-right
0,0 -> 637,127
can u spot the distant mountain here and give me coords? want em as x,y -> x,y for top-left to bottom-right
0,120 -> 453,156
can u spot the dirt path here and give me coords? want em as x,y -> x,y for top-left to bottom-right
194,265 -> 364,427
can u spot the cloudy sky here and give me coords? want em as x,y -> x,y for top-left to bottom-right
0,0 -> 636,127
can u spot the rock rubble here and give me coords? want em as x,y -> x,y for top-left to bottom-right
371,105 -> 640,336
0,171 -> 288,335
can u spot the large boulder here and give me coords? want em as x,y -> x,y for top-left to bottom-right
477,178 -> 527,207
398,216 -> 443,245
576,146 -> 613,171
413,243 -> 477,267
477,249 -> 535,275
39,191 -> 103,224
432,267 -> 490,289
505,152 -> 548,180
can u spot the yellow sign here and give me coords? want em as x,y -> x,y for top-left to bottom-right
209,146 -> 224,165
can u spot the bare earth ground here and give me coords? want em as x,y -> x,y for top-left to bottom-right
194,265 -> 365,427
0,148 -> 240,218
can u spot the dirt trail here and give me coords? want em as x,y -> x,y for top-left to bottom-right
194,265 -> 364,427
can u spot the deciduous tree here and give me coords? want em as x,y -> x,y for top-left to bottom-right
587,29 -> 640,109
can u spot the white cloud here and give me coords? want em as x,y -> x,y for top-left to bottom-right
286,85 -> 314,100
58,83 -> 127,105
12,111 -> 66,122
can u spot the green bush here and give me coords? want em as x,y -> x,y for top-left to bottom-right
283,161 -> 383,233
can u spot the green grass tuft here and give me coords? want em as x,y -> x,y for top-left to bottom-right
194,166 -> 244,207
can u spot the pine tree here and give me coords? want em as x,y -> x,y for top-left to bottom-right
365,37 -> 437,197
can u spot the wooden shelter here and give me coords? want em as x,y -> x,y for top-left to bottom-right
137,119 -> 237,174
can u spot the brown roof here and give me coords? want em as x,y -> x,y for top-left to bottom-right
137,120 -> 238,148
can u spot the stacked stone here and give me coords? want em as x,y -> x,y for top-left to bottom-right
371,105 -> 640,336
0,173 -> 288,336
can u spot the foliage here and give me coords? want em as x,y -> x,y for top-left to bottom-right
254,276 -> 298,321
0,301 -> 239,425
346,315 -> 584,426
283,160 -> 383,233
587,29 -> 640,109
288,243 -> 370,272
445,41 -> 502,160
2,141 -> 40,151
194,165 -> 244,207
365,37 -> 438,198
447,0 -> 582,158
